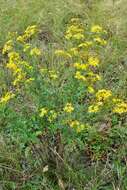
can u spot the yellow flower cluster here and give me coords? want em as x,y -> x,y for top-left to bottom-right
88,90 -> 127,114
2,25 -> 42,89
64,21 -> 104,96
88,101 -> 103,113
112,99 -> 127,114
75,71 -> 101,84
63,103 -> 74,113
6,51 -> 33,86
74,63 -> 88,70
96,89 -> 112,102
88,89 -> 112,113
39,108 -> 57,122
91,25 -> 103,33
17,25 -> 38,43
23,43 -> 31,52
23,43 -> 41,56
64,19 -> 127,116
94,37 -> 107,46
48,110 -> 57,123
65,21 -> 84,40
39,107 -> 48,117
78,41 -> 93,49
88,56 -> 100,67
0,92 -> 15,104
2,40 -> 13,55
69,120 -> 89,133
30,47 -> 41,56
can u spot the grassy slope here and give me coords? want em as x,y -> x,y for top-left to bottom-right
0,0 -> 127,189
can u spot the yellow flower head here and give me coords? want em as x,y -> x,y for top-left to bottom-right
39,108 -> 48,118
13,72 -> 26,86
76,124 -> 86,133
73,33 -> 84,40
6,62 -> 18,71
48,110 -> 57,122
64,103 -> 74,113
88,86 -> 95,94
2,40 -> 13,54
88,104 -> 100,113
88,56 -> 100,67
96,89 -> 112,102
65,24 -> 84,40
24,25 -> 38,37
23,43 -> 31,52
17,35 -> 25,43
69,120 -> 88,133
30,48 -> 41,56
91,25 -> 103,33
69,120 -> 80,128
113,102 -> 127,114
94,37 -> 107,46
0,92 -> 15,104
26,78 -> 35,83
78,41 -> 93,48
75,71 -> 87,81
73,63 -> 88,70
8,52 -> 20,63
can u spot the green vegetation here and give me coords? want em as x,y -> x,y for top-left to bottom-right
0,0 -> 127,189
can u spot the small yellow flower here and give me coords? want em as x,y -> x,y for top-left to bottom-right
113,102 -> 127,114
78,41 -> 93,48
88,86 -> 95,94
17,35 -> 25,43
26,78 -> 35,83
112,98 -> 123,104
94,37 -> 107,45
65,24 -> 84,40
88,104 -> 100,113
13,72 -> 26,86
48,110 -> 57,122
23,43 -> 31,52
76,124 -> 86,133
69,120 -> 80,128
69,120 -> 88,133
91,25 -> 103,33
30,48 -> 41,56
75,71 -> 87,81
64,103 -> 74,113
2,40 -> 13,54
39,108 -> 48,117
73,33 -> 84,40
96,89 -> 112,102
17,25 -> 38,43
88,56 -> 100,67
73,63 -> 88,70
8,52 -> 20,63
0,92 -> 15,104
6,62 -> 18,71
